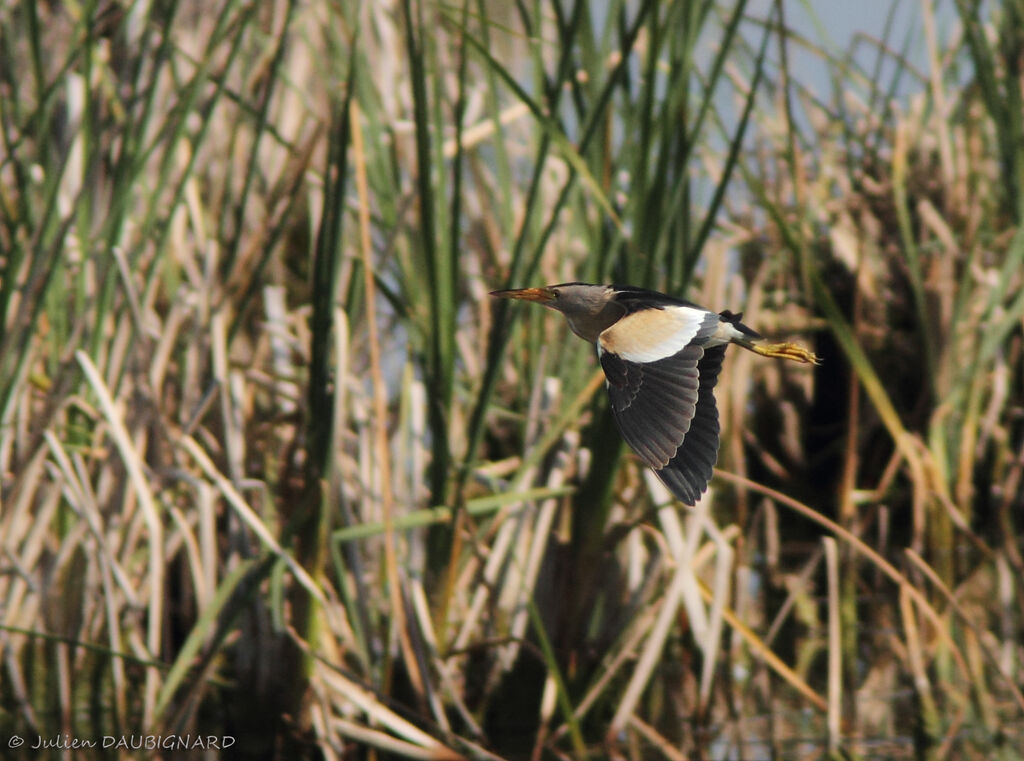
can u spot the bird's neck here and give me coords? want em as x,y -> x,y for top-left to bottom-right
563,302 -> 625,343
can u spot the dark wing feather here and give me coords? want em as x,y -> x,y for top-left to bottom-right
650,345 -> 726,504
600,344 -> 726,505
601,346 -> 701,468
609,285 -> 702,312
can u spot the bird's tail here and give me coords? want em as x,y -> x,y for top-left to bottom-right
719,310 -> 820,365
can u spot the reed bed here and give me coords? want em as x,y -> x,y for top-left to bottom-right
0,1 -> 1022,759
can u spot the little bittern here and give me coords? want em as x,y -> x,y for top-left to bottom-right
491,283 -> 819,505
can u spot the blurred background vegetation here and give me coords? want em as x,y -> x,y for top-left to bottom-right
1,0 -> 1023,759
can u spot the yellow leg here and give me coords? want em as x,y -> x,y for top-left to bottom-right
746,340 -> 821,365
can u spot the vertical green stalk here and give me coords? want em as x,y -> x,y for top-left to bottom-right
955,0 -> 1024,222
276,64 -> 354,753
403,0 -> 458,577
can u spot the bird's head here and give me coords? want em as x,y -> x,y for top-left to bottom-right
490,283 -> 622,342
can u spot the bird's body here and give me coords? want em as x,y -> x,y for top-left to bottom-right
491,283 -> 818,505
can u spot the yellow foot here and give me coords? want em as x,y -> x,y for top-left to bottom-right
751,341 -> 821,365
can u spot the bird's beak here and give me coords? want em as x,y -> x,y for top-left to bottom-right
489,287 -> 556,303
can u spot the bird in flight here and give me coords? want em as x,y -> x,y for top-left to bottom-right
491,283 -> 819,505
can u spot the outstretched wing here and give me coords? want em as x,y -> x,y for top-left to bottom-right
599,343 -> 726,505
649,345 -> 726,504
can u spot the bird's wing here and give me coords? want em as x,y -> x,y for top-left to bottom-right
650,345 -> 726,504
599,304 -> 716,364
599,343 -> 726,505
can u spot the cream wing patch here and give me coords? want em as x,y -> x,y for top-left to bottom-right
599,305 -> 711,363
